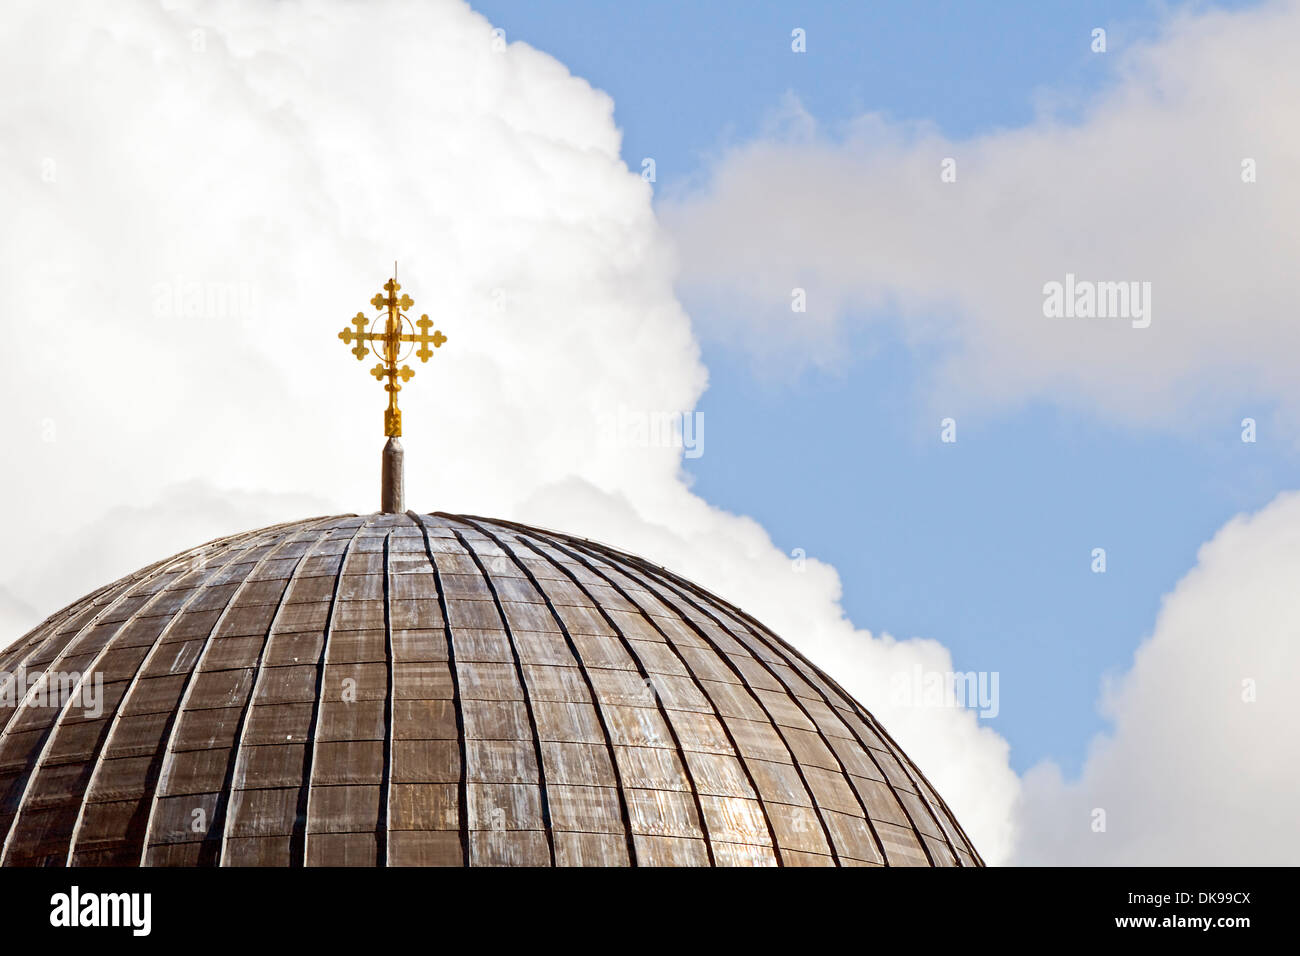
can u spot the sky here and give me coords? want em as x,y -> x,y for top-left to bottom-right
1,0 -> 1297,865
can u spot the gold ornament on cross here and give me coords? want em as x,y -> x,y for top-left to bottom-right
337,267 -> 447,437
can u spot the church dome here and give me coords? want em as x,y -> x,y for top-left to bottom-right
0,511 -> 982,867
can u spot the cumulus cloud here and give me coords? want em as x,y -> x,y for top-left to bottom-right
1014,491 -> 1300,865
662,0 -> 1300,427
0,0 -> 1019,861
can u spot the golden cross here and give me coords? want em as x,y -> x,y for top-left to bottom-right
337,268 -> 447,437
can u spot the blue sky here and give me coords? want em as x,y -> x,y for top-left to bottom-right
471,0 -> 1286,775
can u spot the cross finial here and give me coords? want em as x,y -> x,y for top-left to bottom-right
337,266 -> 448,438
337,266 -> 448,513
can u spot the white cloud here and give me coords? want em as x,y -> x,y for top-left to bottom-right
0,0 -> 1019,862
662,0 -> 1300,427
1014,491 -> 1300,865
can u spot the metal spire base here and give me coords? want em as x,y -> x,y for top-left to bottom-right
381,437 -> 405,514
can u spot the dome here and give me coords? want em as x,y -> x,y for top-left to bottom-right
0,511 -> 982,867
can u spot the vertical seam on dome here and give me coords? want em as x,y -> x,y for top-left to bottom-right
621,553 -> 960,867
211,519 -> 339,866
1,524 -> 270,865
377,532 -> 395,866
534,531 -> 845,867
447,515 -> 638,868
408,512 -> 470,866
138,521 -> 336,864
446,525 -> 556,867
295,518 -> 370,867
490,527 -> 720,867
529,531 -> 787,867
62,526 -> 285,865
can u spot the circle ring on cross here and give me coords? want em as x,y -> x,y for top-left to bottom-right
368,311 -> 417,364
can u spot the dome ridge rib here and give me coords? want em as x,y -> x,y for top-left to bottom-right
407,511 -> 471,865
296,518 -> 369,866
444,521 -> 558,866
